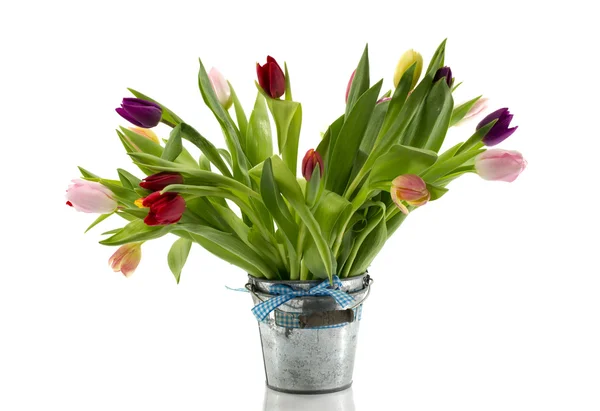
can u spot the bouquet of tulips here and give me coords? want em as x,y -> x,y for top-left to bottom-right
66,40 -> 525,282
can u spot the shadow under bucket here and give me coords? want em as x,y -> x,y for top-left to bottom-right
248,274 -> 372,394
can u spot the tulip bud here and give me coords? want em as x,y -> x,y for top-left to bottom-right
139,172 -> 184,192
390,174 -> 430,215
66,179 -> 118,214
434,66 -> 452,87
377,97 -> 392,104
455,98 -> 489,126
129,127 -> 159,143
477,108 -> 518,146
109,242 -> 142,278
208,67 -> 233,109
345,70 -> 356,103
393,49 -> 423,89
141,192 -> 186,226
116,98 -> 162,128
474,149 -> 527,182
301,149 -> 324,181
256,56 -> 285,99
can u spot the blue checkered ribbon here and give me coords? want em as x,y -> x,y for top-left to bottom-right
251,276 -> 354,322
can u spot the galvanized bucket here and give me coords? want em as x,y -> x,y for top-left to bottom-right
247,274 -> 372,394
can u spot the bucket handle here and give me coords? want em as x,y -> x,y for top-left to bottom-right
245,275 -> 373,312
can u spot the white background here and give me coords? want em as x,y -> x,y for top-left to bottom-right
1,1 -> 599,410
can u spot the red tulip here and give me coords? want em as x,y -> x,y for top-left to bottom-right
301,149 -> 324,181
141,192 -> 186,226
139,172 -> 184,192
256,56 -> 285,99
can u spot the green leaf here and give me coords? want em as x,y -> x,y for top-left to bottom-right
177,225 -> 278,279
342,202 -> 386,277
246,92 -> 273,167
303,190 -> 352,279
317,114 -> 345,170
450,95 -> 482,127
78,167 -> 99,179
175,123 -> 232,177
98,179 -> 139,205
427,183 -> 449,201
406,80 -> 454,152
357,99 -> 389,168
260,158 -> 299,250
425,39 -> 447,77
218,149 -> 232,168
284,62 -> 293,101
118,208 -> 148,219
305,165 -> 322,208
346,44 -> 370,117
198,59 -> 250,185
128,88 -> 183,127
128,153 -> 258,200
347,212 -> 387,276
85,213 -> 113,233
455,121 -> 496,155
327,80 -> 382,195
229,83 -> 248,139
162,124 -> 183,161
168,238 -> 192,284
119,127 -> 163,157
199,155 -> 211,171
421,148 -> 485,182
270,156 -> 335,280
117,169 -> 142,190
379,63 -> 416,137
368,144 -> 438,188
100,220 -> 172,245
257,84 -> 302,175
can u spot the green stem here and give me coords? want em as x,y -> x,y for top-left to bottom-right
300,261 -> 309,281
291,224 -> 307,280
332,187 -> 371,257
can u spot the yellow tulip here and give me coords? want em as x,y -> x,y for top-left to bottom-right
393,49 -> 423,89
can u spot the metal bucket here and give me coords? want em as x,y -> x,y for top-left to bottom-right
248,274 -> 372,394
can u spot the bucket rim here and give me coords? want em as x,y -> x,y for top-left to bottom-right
248,272 -> 368,286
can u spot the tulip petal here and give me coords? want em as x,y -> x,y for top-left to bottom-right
116,107 -> 144,127
390,187 -> 409,215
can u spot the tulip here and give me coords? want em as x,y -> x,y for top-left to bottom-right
301,149 -> 324,181
377,97 -> 392,104
141,192 -> 186,226
393,49 -> 423,89
208,67 -> 233,109
455,98 -> 489,126
139,172 -> 184,192
390,174 -> 430,215
345,70 -> 356,103
66,179 -> 118,214
109,242 -> 142,277
474,149 -> 527,182
129,127 -> 159,143
256,56 -> 285,99
477,108 -> 518,146
434,66 -> 452,87
116,98 -> 162,128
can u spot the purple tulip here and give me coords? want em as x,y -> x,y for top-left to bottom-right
116,98 -> 162,128
477,108 -> 518,146
433,66 -> 452,87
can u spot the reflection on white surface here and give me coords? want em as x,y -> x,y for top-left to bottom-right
263,386 -> 355,411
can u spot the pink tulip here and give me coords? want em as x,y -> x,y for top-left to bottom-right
208,67 -> 232,109
390,174 -> 430,215
108,243 -> 142,277
456,98 -> 489,126
66,179 -> 118,213
474,149 -> 527,182
345,70 -> 356,103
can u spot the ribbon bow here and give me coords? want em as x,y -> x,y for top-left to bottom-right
251,276 -> 354,321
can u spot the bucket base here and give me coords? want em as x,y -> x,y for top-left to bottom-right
266,381 -> 353,395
